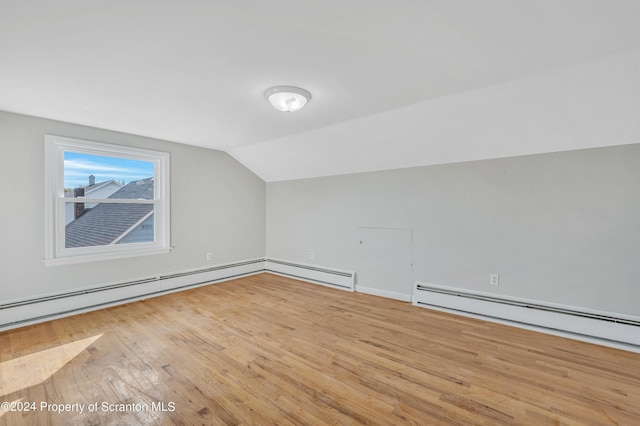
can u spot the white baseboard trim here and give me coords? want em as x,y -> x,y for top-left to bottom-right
264,258 -> 355,291
414,282 -> 640,353
0,259 -> 265,332
356,285 -> 412,302
10,261 -> 635,354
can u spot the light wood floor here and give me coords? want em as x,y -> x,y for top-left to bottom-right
1,273 -> 639,425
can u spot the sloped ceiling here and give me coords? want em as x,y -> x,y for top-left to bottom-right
1,1 -> 639,181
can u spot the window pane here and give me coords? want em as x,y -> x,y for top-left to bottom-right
64,152 -> 154,200
65,202 -> 154,248
45,135 -> 169,265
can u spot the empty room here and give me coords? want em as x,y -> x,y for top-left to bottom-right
1,1 -> 639,425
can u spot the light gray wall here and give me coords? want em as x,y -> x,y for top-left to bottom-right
0,110 -> 265,301
267,144 -> 640,316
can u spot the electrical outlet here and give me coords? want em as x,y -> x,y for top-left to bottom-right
490,274 -> 500,286
206,252 -> 212,261
308,251 -> 314,260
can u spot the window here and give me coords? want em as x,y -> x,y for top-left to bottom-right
44,135 -> 170,265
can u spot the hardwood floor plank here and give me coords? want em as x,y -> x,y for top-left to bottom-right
1,273 -> 639,425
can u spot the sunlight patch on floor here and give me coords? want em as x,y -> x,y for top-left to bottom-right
0,334 -> 102,397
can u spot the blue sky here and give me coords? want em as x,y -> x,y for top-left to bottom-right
64,152 -> 154,188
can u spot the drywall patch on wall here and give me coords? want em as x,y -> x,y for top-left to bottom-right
355,227 -> 412,301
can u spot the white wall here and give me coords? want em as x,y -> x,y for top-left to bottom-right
266,144 -> 640,316
0,110 -> 266,302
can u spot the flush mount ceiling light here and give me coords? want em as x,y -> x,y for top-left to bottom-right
264,86 -> 311,112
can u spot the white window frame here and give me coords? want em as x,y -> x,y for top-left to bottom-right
44,135 -> 171,266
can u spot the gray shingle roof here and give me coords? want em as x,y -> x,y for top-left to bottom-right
65,178 -> 154,248
108,178 -> 153,200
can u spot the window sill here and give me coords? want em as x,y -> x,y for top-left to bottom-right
43,247 -> 172,267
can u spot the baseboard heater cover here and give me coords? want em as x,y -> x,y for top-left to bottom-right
414,283 -> 640,347
1,258 -> 354,331
264,258 -> 355,291
0,259 -> 265,330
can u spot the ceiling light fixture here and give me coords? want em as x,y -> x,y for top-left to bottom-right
264,86 -> 311,112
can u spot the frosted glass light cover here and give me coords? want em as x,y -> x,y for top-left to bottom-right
264,86 -> 311,112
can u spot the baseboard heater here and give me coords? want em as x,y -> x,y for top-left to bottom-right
0,258 -> 354,331
414,283 -> 640,347
264,258 -> 355,291
0,259 -> 265,330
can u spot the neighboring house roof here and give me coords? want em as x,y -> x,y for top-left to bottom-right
64,179 -> 125,226
107,177 -> 154,200
64,179 -> 122,198
82,179 -> 122,193
65,178 -> 154,248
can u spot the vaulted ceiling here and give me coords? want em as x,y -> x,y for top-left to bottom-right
2,1 -> 639,181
